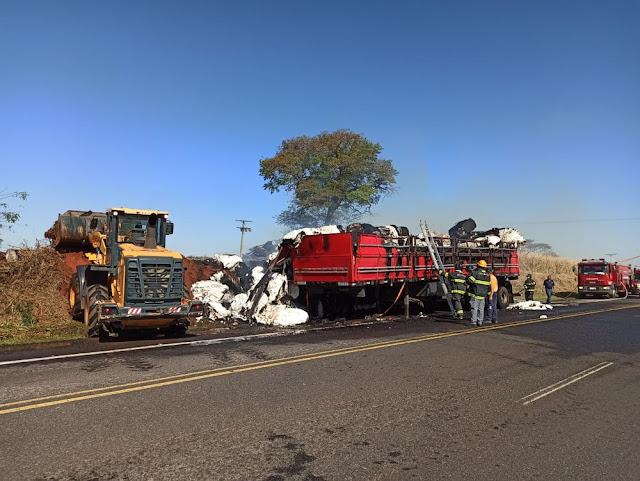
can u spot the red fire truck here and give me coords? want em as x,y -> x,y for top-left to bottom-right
577,259 -> 632,298
277,228 -> 520,318
630,267 -> 640,295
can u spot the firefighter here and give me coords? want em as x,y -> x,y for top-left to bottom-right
466,260 -> 491,327
524,274 -> 536,301
441,263 -> 467,320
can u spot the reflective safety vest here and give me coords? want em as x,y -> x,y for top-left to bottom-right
446,270 -> 467,295
524,278 -> 536,292
467,268 -> 491,299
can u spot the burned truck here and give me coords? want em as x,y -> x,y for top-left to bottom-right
52,207 -> 203,339
265,220 -> 524,319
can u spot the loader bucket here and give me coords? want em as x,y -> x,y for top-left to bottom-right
52,210 -> 107,250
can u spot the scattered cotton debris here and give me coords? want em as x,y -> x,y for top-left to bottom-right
212,254 -> 243,270
253,304 -> 309,326
251,266 -> 265,288
506,301 -> 553,310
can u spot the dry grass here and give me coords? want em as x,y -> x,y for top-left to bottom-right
512,252 -> 579,301
0,247 -> 83,345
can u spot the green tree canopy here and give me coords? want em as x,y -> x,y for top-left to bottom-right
259,129 -> 397,229
0,190 -> 28,247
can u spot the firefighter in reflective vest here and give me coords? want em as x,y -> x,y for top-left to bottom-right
524,274 -> 536,301
466,259 -> 491,326
441,263 -> 467,320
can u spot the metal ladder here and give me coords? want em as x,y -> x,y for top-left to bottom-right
420,221 -> 456,317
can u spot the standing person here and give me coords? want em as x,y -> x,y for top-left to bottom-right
524,274 -> 536,301
487,267 -> 499,324
466,260 -> 491,327
544,275 -> 555,304
442,263 -> 467,320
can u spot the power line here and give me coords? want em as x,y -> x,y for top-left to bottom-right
510,217 -> 640,225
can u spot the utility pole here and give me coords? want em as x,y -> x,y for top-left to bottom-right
236,219 -> 253,257
605,253 -> 617,262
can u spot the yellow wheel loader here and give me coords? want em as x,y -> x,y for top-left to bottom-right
54,207 -> 203,340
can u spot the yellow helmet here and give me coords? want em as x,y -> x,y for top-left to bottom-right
478,260 -> 487,268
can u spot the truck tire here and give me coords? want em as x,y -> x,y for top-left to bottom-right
84,284 -> 109,338
497,286 -> 510,309
69,274 -> 83,322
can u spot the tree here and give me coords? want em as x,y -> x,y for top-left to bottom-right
259,129 -> 397,229
521,239 -> 558,257
0,190 -> 28,247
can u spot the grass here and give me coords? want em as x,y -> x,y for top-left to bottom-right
513,252 -> 579,302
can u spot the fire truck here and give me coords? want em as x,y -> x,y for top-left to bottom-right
577,259 -> 632,298
630,267 -> 640,295
274,225 -> 521,319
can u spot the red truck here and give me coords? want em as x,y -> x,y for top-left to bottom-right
577,259 -> 632,298
630,267 -> 640,295
275,227 -> 520,319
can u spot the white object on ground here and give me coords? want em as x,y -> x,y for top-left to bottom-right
253,304 -> 309,326
191,279 -> 228,304
506,301 -> 553,310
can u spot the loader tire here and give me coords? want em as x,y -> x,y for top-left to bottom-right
84,284 -> 109,338
69,274 -> 83,322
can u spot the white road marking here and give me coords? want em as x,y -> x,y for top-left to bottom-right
0,330 -> 305,367
521,361 -> 614,405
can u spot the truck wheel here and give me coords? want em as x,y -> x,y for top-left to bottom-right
84,284 -> 109,338
69,274 -> 83,322
497,286 -> 510,309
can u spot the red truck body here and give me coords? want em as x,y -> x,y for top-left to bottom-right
577,259 -> 632,298
285,231 -> 520,318
630,267 -> 640,295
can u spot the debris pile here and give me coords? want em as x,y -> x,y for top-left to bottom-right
190,254 -> 308,327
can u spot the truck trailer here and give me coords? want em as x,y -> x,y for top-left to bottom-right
270,224 -> 522,319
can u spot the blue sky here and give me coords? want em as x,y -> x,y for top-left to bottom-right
1,1 -> 639,262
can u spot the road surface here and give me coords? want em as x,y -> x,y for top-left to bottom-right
1,298 -> 639,480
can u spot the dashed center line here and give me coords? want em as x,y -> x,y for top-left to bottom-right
521,361 -> 614,405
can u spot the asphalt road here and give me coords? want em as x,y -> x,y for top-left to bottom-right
1,298 -> 639,480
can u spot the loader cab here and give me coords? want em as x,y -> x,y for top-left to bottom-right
103,207 -> 173,249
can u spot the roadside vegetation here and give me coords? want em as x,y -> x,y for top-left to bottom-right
0,247 -> 83,346
514,252 -> 579,301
